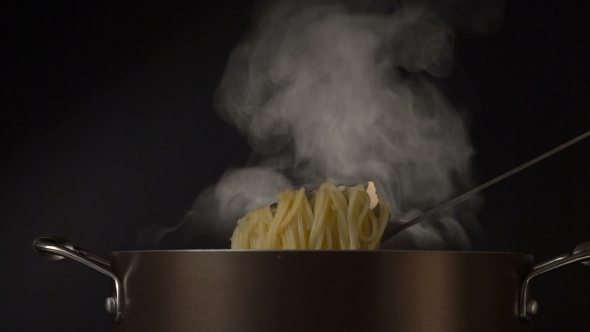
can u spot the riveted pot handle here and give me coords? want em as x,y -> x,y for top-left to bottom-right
33,235 -> 124,322
519,241 -> 590,320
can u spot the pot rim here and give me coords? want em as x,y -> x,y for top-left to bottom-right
110,249 -> 533,256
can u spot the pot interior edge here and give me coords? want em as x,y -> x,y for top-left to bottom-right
110,249 -> 533,256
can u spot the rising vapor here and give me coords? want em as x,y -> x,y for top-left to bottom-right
141,0 -> 504,249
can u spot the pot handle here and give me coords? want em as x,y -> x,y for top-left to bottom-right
520,241 -> 590,320
33,235 -> 124,322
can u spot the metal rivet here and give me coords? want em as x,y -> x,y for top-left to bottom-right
527,300 -> 539,316
105,297 -> 117,314
573,242 -> 590,266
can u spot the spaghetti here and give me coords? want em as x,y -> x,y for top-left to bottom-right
230,182 -> 390,249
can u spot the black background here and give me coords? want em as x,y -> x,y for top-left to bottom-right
2,1 -> 589,331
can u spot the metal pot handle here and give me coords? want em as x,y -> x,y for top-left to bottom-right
33,235 -> 124,322
520,241 -> 590,320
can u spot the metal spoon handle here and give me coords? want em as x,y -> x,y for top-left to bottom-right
385,130 -> 590,237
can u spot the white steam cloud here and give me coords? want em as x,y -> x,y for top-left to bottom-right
142,0 -> 503,249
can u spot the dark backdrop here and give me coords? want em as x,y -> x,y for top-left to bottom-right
2,1 -> 589,331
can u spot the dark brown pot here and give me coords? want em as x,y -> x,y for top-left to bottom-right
33,236 -> 590,332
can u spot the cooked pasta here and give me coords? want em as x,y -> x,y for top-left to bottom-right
230,182 -> 390,249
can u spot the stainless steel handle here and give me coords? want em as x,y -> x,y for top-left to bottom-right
519,241 -> 590,320
33,236 -> 124,322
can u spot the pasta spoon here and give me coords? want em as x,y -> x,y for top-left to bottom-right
379,130 -> 590,241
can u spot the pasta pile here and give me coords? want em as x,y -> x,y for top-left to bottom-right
230,182 -> 390,250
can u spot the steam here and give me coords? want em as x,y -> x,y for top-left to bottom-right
142,0 -> 504,249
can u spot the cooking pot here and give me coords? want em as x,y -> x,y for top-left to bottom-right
33,235 -> 590,332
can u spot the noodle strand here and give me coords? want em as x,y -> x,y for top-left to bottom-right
231,182 -> 390,250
